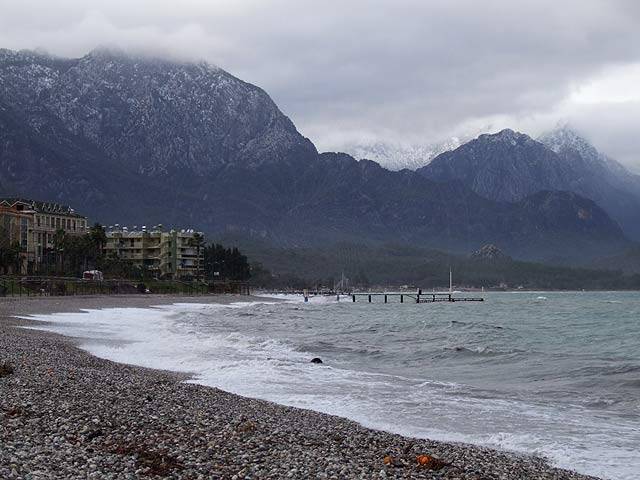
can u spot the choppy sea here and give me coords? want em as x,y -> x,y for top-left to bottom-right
23,292 -> 640,480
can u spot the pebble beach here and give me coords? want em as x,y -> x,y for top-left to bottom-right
0,295 -> 602,479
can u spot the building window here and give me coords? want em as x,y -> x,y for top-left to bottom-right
72,220 -> 76,231
56,217 -> 60,229
37,216 -> 41,227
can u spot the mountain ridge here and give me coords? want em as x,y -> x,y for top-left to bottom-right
0,48 -> 630,262
419,127 -> 640,240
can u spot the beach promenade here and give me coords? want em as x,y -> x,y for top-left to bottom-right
0,295 -> 600,479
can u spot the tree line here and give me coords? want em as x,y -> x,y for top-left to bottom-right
203,244 -> 250,281
1,223 -> 251,282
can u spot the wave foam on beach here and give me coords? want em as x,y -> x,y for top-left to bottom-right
20,295 -> 640,480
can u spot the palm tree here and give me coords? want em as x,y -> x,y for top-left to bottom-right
89,224 -> 107,274
89,223 -> 107,261
52,229 -> 66,275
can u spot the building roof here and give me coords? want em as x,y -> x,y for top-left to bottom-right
106,228 -> 204,237
0,197 -> 87,219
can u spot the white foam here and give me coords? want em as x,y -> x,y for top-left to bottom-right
21,302 -> 639,480
257,293 -> 341,304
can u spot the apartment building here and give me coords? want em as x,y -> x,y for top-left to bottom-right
0,198 -> 89,273
104,227 -> 204,280
0,199 -> 35,251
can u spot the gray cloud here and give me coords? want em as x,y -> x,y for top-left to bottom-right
1,0 -> 639,167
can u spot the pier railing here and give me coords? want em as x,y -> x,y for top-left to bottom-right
294,290 -> 484,303
348,292 -> 484,303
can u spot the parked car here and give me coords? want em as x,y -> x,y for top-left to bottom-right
82,270 -> 104,281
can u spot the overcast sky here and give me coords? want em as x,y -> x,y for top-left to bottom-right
1,0 -> 639,168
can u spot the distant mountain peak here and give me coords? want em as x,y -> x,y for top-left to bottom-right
471,244 -> 511,261
538,125 -> 597,157
538,125 -> 638,182
83,46 -> 220,72
343,137 -> 464,171
87,45 -> 127,58
418,123 -> 640,240
417,129 -> 568,203
478,128 -> 533,146
491,127 -> 517,137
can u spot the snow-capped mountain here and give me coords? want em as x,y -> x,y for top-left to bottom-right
344,137 -> 463,170
0,47 -> 317,177
418,129 -> 571,202
0,48 -> 630,261
418,127 -> 640,240
538,125 -> 640,195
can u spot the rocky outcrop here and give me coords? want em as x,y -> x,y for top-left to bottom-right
471,244 -> 511,261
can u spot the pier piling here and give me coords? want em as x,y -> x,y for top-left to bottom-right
347,292 -> 484,304
290,267 -> 483,306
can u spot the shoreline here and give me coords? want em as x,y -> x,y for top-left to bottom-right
1,295 -> 601,479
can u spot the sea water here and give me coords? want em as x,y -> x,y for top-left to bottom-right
22,292 -> 640,480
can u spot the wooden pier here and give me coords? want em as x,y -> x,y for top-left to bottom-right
300,271 -> 484,304
347,292 -> 484,303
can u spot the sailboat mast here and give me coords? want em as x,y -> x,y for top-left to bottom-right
449,267 -> 453,293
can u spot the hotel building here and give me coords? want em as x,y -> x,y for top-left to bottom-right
0,198 -> 89,273
104,227 -> 204,280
